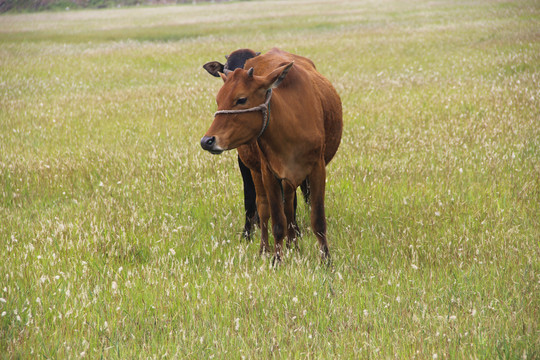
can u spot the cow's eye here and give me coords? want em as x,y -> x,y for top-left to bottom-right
236,97 -> 247,105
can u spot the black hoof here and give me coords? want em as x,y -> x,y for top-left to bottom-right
271,254 -> 282,267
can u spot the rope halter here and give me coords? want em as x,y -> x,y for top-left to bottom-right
213,89 -> 273,139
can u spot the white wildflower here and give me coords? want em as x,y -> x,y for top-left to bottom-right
169,248 -> 176,256
411,264 -> 418,270
292,297 -> 298,303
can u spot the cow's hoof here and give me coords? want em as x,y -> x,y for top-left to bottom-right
321,251 -> 332,268
271,254 -> 282,267
259,244 -> 272,256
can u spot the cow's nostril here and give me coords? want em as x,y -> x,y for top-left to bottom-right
200,136 -> 216,150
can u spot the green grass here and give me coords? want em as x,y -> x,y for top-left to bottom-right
1,0 -> 539,358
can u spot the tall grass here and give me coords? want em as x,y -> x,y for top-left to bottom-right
1,0 -> 539,358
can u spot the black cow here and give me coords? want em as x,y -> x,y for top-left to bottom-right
203,49 -> 261,239
203,48 -> 261,78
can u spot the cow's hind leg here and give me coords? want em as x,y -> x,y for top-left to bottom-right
239,156 -> 258,240
308,161 -> 330,261
251,171 -> 271,255
284,182 -> 300,250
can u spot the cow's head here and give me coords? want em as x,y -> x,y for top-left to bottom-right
200,62 -> 294,154
203,48 -> 261,77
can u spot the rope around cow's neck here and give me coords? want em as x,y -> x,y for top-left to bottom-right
213,89 -> 272,139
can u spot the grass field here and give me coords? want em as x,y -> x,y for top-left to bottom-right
1,0 -> 539,358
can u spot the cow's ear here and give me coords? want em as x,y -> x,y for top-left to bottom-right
203,61 -> 225,77
263,62 -> 294,89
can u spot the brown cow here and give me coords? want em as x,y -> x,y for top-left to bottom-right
203,48 -> 311,243
201,48 -> 342,262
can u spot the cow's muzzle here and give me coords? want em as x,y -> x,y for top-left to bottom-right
200,136 -> 224,154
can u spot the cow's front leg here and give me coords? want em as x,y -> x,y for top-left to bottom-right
308,159 -> 330,261
261,164 -> 287,263
238,156 -> 258,240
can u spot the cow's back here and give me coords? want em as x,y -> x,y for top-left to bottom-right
245,48 -> 316,75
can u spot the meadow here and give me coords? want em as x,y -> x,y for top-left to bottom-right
1,0 -> 539,358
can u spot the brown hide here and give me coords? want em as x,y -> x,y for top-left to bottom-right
243,48 -> 341,166
202,48 -> 342,261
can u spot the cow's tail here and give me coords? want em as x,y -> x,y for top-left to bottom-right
300,178 -> 311,205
